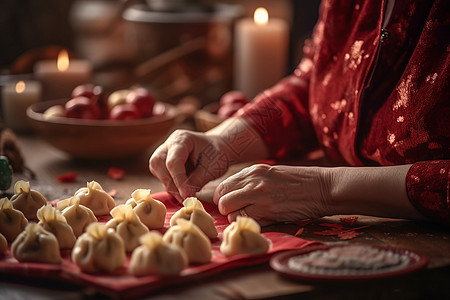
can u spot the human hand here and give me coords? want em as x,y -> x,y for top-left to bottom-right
213,164 -> 333,226
149,129 -> 232,202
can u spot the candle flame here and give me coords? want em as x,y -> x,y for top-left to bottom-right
15,81 -> 26,94
254,7 -> 268,25
57,50 -> 69,72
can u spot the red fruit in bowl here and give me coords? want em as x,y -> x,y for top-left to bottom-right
65,96 -> 101,119
126,88 -> 155,118
109,103 -> 142,120
71,84 -> 96,99
219,90 -> 249,107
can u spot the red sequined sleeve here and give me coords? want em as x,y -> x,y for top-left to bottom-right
236,61 -> 319,159
406,160 -> 450,224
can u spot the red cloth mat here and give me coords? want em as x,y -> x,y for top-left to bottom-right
0,192 -> 318,298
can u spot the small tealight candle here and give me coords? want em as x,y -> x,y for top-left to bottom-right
234,7 -> 289,98
34,49 -> 92,100
2,80 -> 42,132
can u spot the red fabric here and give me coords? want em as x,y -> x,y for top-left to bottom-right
238,0 -> 449,223
0,192 -> 318,298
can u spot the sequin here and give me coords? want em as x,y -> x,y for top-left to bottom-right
330,99 -> 347,112
394,74 -> 413,110
397,116 -> 404,122
323,126 -> 329,133
425,73 -> 438,83
344,40 -> 366,70
439,168 -> 446,175
388,132 -> 396,144
323,72 -> 332,86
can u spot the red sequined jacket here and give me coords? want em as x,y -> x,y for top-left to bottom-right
238,0 -> 449,223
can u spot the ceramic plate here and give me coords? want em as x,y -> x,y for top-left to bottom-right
270,243 -> 428,282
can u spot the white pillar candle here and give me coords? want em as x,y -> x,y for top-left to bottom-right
234,7 -> 289,99
2,80 -> 42,132
34,50 -> 92,100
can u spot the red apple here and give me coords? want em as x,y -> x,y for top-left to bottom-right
219,90 -> 249,107
126,88 -> 155,118
109,103 -> 142,120
71,84 -> 96,99
65,96 -> 101,119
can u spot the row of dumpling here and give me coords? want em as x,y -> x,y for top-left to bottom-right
0,180 -> 270,276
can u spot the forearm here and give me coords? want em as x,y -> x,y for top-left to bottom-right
206,117 -> 269,165
327,165 -> 427,220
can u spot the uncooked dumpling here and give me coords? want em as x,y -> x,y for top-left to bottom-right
163,218 -> 211,264
10,180 -> 47,219
71,222 -> 126,273
170,197 -> 217,239
0,233 -> 7,254
125,189 -> 166,229
0,197 -> 27,242
74,181 -> 115,216
130,231 -> 188,276
105,204 -> 149,252
37,205 -> 76,249
11,223 -> 62,264
57,196 -> 97,237
220,216 -> 270,257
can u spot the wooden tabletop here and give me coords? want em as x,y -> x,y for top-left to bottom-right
1,132 -> 450,299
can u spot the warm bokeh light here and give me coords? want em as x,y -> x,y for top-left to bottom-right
57,50 -> 69,72
254,7 -> 269,25
15,81 -> 26,93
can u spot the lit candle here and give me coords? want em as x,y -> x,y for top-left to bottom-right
234,7 -> 289,98
34,50 -> 92,100
2,80 -> 42,132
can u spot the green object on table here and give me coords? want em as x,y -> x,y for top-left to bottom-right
0,156 -> 13,191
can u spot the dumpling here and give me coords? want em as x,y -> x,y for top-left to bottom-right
163,219 -> 211,264
130,231 -> 188,276
125,189 -> 166,229
74,181 -> 115,216
0,233 -> 7,254
220,216 -> 270,257
170,197 -> 217,239
10,180 -> 47,219
37,205 -> 76,249
105,204 -> 149,252
72,222 -> 126,273
0,197 -> 27,242
11,223 -> 61,264
57,196 -> 97,237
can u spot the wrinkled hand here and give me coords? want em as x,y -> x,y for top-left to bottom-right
149,129 -> 231,202
213,164 -> 333,226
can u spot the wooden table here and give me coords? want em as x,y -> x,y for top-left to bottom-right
1,133 -> 449,299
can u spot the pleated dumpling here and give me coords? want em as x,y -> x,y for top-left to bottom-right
74,181 -> 115,216
163,219 -> 211,264
0,233 -> 7,254
0,197 -> 27,242
72,222 -> 126,273
37,205 -> 76,249
170,197 -> 217,239
57,196 -> 97,237
11,223 -> 61,264
130,231 -> 188,276
105,204 -> 149,252
125,189 -> 166,229
10,180 -> 47,219
220,216 -> 270,257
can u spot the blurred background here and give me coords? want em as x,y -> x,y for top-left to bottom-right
0,0 -> 320,107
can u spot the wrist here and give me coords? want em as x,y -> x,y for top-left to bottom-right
206,117 -> 269,164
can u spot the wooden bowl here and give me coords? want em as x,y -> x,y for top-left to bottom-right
194,102 -> 224,132
26,99 -> 177,159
